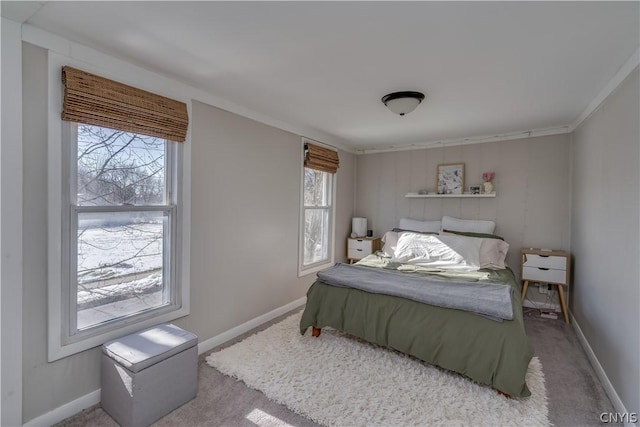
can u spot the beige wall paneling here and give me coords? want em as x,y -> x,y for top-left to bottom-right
376,152 -> 400,234
335,149 -> 356,261
181,101 -> 305,342
355,134 -> 571,308
354,152 -> 383,233
571,67 -> 639,416
407,149 -> 431,221
2,19 -> 24,426
176,100 -> 351,344
523,138 -> 571,250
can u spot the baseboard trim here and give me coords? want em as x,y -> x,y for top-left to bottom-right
197,296 -> 306,355
23,389 -> 101,427
571,313 -> 635,427
23,297 -> 306,426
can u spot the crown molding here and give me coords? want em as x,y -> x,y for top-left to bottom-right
355,46 -> 638,156
20,23 -> 356,154
570,47 -> 639,132
354,125 -> 572,154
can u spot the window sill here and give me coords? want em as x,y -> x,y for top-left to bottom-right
298,260 -> 333,278
48,306 -> 189,362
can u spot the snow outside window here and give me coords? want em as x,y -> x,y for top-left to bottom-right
69,122 -> 179,332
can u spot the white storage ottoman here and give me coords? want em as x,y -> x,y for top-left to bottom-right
101,324 -> 198,427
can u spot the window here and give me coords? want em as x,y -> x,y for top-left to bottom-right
49,64 -> 190,360
66,123 -> 178,336
302,168 -> 333,266
299,140 -> 339,275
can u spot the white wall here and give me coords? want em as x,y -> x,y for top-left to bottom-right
1,17 -> 24,426
21,41 -> 108,424
355,134 -> 571,281
174,101 -> 355,339
571,67 -> 639,416
19,44 -> 355,423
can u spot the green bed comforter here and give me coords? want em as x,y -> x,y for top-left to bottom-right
300,254 -> 534,397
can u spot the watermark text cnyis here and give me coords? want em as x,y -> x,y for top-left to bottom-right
600,412 -> 638,424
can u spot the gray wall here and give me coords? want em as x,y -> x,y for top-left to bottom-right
22,41 -> 104,423
355,134 -> 572,283
20,43 -> 355,422
571,67 -> 639,416
174,100 -> 355,339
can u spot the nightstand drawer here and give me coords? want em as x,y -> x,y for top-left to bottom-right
522,266 -> 567,284
348,238 -> 373,251
347,237 -> 381,262
348,247 -> 371,259
522,254 -> 566,270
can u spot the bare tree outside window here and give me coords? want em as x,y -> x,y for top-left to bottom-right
74,124 -> 171,330
77,124 -> 166,206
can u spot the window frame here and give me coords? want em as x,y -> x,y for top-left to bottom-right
47,54 -> 191,361
62,122 -> 180,342
298,139 -> 337,276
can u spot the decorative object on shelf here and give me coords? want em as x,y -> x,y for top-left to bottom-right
405,192 -> 496,198
418,189 -> 428,195
482,172 -> 495,194
381,91 -> 425,116
351,217 -> 367,238
437,163 -> 465,194
468,185 -> 481,195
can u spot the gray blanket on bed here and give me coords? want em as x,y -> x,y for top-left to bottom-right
317,263 -> 514,321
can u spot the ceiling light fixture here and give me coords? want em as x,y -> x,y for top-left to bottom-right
381,91 -> 425,116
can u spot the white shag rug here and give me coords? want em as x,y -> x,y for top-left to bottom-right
206,312 -> 549,427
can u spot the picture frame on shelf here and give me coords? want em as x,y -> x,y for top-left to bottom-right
437,163 -> 465,194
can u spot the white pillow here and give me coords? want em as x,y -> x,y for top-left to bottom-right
479,238 -> 510,269
440,231 -> 509,270
441,216 -> 496,234
381,231 -> 399,257
393,232 -> 481,271
398,218 -> 442,233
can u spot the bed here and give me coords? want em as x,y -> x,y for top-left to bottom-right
300,216 -> 534,398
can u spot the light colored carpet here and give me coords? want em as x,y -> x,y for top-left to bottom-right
206,312 -> 549,427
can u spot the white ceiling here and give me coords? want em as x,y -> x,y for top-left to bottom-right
3,1 -> 639,151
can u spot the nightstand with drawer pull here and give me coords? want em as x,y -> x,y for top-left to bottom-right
520,248 -> 571,323
347,237 -> 381,264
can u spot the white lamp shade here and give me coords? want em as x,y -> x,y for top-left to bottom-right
352,217 -> 367,237
384,97 -> 421,115
381,91 -> 425,116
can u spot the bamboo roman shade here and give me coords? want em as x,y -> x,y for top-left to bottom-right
61,66 -> 189,142
304,143 -> 340,174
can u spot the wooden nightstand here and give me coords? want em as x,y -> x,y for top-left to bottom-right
520,248 -> 571,323
347,237 -> 381,264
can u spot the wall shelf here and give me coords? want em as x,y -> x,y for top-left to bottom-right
405,192 -> 496,198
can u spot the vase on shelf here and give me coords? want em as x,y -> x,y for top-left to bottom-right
483,181 -> 494,194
